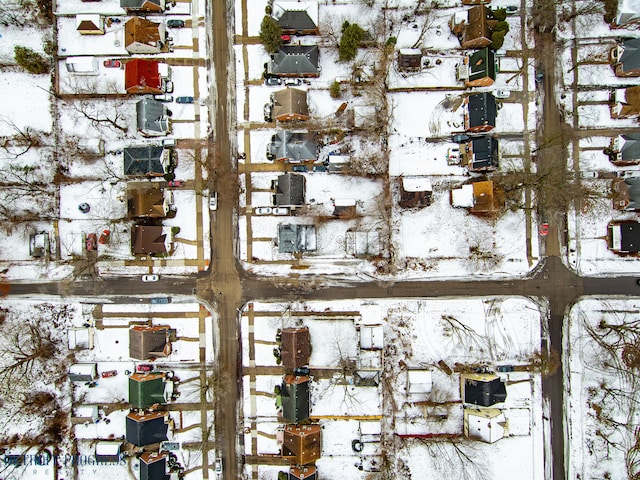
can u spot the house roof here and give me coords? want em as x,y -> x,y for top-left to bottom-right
129,325 -> 170,360
471,179 -> 501,213
271,45 -> 320,76
619,133 -> 640,161
610,221 -> 640,252
271,132 -> 317,163
620,38 -> 640,72
129,372 -> 168,409
468,48 -> 496,81
124,17 -> 162,49
408,370 -> 433,394
280,327 -> 311,369
272,88 -> 309,121
470,137 -> 499,170
124,146 -> 165,176
282,424 -> 321,465
95,441 -> 122,462
616,0 -> 640,25
613,86 -> 640,117
127,187 -> 165,218
125,59 -> 162,93
467,92 -> 497,128
277,10 -> 317,31
132,225 -> 167,255
278,224 -> 316,253
289,465 -> 317,480
463,5 -> 496,46
76,14 -> 103,32
121,0 -> 162,8
125,411 -> 168,447
462,373 -> 507,407
275,173 -> 306,206
136,98 -> 170,135
139,451 -> 169,480
281,374 -> 311,423
464,407 -> 506,443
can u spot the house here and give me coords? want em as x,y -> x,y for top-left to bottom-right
612,177 -> 640,211
67,326 -> 94,350
274,173 -> 306,206
399,177 -> 432,208
139,451 -> 170,480
607,133 -> 640,165
76,14 -> 104,35
613,0 -> 640,29
272,88 -> 310,122
129,325 -> 171,360
450,5 -> 498,49
136,98 -> 171,137
132,225 -> 168,255
125,411 -> 169,447
610,38 -> 640,77
607,221 -> 640,253
464,407 -> 507,443
278,224 -> 317,253
120,0 -> 165,13
465,92 -> 497,132
124,145 -> 174,176
274,1 -> 319,35
461,373 -> 507,407
451,180 -> 503,215
127,186 -> 174,218
288,466 -> 317,480
268,132 -> 317,163
95,441 -> 123,463
280,327 -> 311,370
280,374 -> 311,423
268,46 -> 320,77
129,372 -> 173,409
68,363 -> 97,382
465,137 -> 499,172
29,232 -> 49,257
397,48 -> 422,71
125,59 -> 163,95
610,86 -> 640,119
408,370 -> 433,397
124,17 -> 167,55
458,48 -> 497,87
282,424 -> 321,465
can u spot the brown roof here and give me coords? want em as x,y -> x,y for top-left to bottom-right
282,424 -> 321,465
273,88 -> 310,122
127,187 -> 165,218
614,86 -> 640,118
462,5 -> 497,48
280,327 -> 311,370
470,180 -> 503,215
124,17 -> 162,49
129,325 -> 171,360
131,225 -> 166,255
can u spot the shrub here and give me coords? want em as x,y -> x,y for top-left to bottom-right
491,30 -> 506,49
259,15 -> 282,53
493,7 -> 507,21
329,80 -> 341,98
495,20 -> 510,32
386,36 -> 397,47
339,21 -> 364,62
265,4 -> 272,14
14,46 -> 49,74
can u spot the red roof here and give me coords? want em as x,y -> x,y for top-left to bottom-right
125,59 -> 161,93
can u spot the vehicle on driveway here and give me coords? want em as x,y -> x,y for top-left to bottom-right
255,207 -> 272,215
150,297 -> 171,304
163,79 -> 174,93
214,458 -> 222,474
284,78 -> 302,86
86,233 -> 97,251
494,89 -> 510,99
451,133 -> 470,143
101,370 -> 117,378
264,77 -> 282,86
176,96 -> 194,104
272,207 -> 289,215
167,19 -> 185,28
280,34 -> 292,44
167,180 -> 184,187
292,165 -> 308,172
539,223 -> 549,236
142,274 -> 159,282
263,103 -> 273,122
496,365 -> 514,372
312,165 -> 327,172
103,59 -> 121,68
98,229 -> 110,244
154,94 -> 173,102
136,364 -> 154,373
209,191 -> 218,210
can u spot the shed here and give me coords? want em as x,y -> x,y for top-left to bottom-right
72,405 -> 98,424
359,324 -> 383,350
408,370 -> 433,395
95,441 -> 123,463
464,407 -> 507,443
400,177 -> 433,208
68,363 -> 97,382
67,327 -> 94,350
397,48 -> 422,70
76,14 -> 104,34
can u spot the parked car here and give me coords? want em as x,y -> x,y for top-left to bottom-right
280,34 -> 292,44
167,19 -> 185,28
107,17 -> 121,23
176,96 -> 194,104
263,103 -> 273,122
265,77 -> 282,86
255,207 -> 272,215
214,458 -> 222,474
163,79 -> 174,94
142,274 -> 159,282
136,364 -> 154,373
293,366 -> 310,376
312,165 -> 327,172
272,207 -> 289,215
103,59 -> 121,68
494,89 -> 510,99
292,165 -> 308,172
284,78 -> 302,86
539,223 -> 549,236
451,133 -> 470,143
496,365 -> 514,372
98,229 -> 110,244
505,5 -> 519,14
150,297 -> 171,304
167,180 -> 184,187
86,233 -> 97,251
209,191 -> 218,211
101,370 -> 117,378
154,94 -> 173,102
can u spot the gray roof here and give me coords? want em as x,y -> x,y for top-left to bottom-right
278,224 -> 316,253
271,45 -> 320,76
620,38 -> 640,72
120,0 -> 161,8
270,131 -> 317,162
275,173 -> 305,206
136,98 -> 169,135
277,10 -> 317,31
620,133 -> 640,161
124,146 -> 165,176
624,177 -> 640,210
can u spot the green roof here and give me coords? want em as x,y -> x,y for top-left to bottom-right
129,374 -> 167,409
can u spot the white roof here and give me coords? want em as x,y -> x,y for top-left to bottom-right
96,441 -> 122,456
408,370 -> 433,394
328,154 -> 350,164
399,48 -> 422,55
334,198 -> 356,207
360,325 -> 384,349
451,184 -> 473,208
402,177 -> 433,192
467,410 -> 506,443
74,405 -> 98,419
69,363 -> 97,375
67,327 -> 90,349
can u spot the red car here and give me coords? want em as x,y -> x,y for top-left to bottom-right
167,180 -> 184,187
281,34 -> 291,44
98,229 -> 110,244
539,223 -> 549,236
101,370 -> 117,378
103,60 -> 121,68
86,233 -> 97,251
136,364 -> 154,373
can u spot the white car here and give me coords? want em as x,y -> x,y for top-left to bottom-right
494,89 -> 510,99
209,192 -> 218,211
142,274 -> 159,282
255,207 -> 272,215
214,458 -> 222,473
272,207 -> 290,215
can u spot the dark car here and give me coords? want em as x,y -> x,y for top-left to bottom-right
292,165 -> 308,172
264,77 -> 282,86
263,103 -> 273,122
86,233 -> 97,251
176,96 -> 194,104
496,365 -> 514,372
293,367 -> 310,376
167,19 -> 185,28
452,133 -> 470,143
